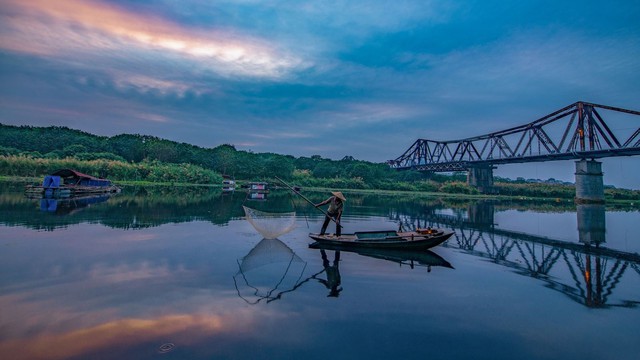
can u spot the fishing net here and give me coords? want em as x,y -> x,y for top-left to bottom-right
243,205 -> 296,239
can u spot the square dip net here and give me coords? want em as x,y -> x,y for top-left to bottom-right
242,205 -> 297,239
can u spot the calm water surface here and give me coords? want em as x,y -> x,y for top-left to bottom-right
1,184 -> 639,360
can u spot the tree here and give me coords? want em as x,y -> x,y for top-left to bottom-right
313,161 -> 340,178
62,144 -> 87,157
146,140 -> 180,163
212,144 -> 238,175
108,134 -> 146,162
263,156 -> 295,179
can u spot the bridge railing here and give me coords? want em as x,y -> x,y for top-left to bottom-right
388,101 -> 640,171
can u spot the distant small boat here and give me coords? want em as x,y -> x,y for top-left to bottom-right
222,175 -> 235,192
25,168 -> 121,198
308,228 -> 454,250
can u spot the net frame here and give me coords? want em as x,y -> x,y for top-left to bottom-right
243,205 -> 296,239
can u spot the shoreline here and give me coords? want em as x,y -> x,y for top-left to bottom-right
3,176 -> 637,208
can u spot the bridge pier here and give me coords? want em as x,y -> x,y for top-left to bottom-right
467,165 -> 495,194
575,160 -> 604,203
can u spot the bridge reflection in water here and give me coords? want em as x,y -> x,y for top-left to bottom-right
391,202 -> 639,309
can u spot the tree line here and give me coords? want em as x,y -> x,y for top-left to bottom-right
1,123 -> 639,200
0,123 -> 456,184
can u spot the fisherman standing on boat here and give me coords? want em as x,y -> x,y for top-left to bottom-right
315,191 -> 346,236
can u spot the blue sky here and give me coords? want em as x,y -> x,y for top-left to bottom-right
1,0 -> 639,188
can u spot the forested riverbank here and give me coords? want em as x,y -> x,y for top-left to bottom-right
2,124 -> 639,201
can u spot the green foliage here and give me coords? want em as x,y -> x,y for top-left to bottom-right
62,144 -> 87,157
0,146 -> 20,156
494,182 -> 575,198
312,161 -> 341,178
0,155 -> 221,184
75,152 -> 127,162
605,187 -> 640,200
439,181 -> 479,195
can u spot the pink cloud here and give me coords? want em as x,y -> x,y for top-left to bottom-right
0,0 -> 304,78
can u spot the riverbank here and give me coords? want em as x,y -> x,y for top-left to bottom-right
5,176 -> 638,209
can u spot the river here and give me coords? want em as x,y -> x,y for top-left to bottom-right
0,184 -> 638,360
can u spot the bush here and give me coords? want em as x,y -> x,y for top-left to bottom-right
75,152 -> 127,162
0,155 -> 221,184
439,181 -> 478,195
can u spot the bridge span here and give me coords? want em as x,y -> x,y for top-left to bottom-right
388,101 -> 640,201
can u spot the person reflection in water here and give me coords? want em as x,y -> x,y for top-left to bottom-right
315,191 -> 346,237
318,249 -> 342,297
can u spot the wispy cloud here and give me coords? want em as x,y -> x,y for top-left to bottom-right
0,0 -> 306,82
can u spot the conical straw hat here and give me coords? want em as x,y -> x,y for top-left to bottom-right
331,191 -> 346,201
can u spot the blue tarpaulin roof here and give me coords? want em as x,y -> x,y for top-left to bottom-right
49,169 -> 111,186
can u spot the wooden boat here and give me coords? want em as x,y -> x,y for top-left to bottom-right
25,168 -> 121,198
308,228 -> 454,250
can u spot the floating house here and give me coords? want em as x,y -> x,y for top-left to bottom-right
242,182 -> 269,192
25,169 -> 121,198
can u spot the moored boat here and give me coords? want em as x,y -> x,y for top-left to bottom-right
222,175 -> 236,192
25,168 -> 121,198
308,228 -> 454,250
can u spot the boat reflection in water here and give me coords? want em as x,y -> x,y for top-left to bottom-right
307,244 -> 454,298
234,237 -> 454,303
38,193 -> 115,215
310,242 -> 453,272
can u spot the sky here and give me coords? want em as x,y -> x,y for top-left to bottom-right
1,0 -> 639,188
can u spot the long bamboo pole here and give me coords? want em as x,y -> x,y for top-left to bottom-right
274,176 -> 342,228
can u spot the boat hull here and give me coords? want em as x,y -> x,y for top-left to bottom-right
25,185 -> 121,198
308,229 -> 454,250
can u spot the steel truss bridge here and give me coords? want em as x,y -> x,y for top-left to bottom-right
388,101 -> 640,172
390,207 -> 640,309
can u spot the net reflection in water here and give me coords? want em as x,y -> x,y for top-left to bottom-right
234,238 -> 307,304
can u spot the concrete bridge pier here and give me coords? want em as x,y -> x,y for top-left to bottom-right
467,165 -> 495,194
575,160 -> 604,203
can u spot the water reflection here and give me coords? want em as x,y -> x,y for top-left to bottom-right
316,249 -> 342,297
303,245 -> 454,299
394,200 -> 640,308
1,183 -> 639,359
2,182 -> 637,310
39,193 -> 114,214
233,238 -> 307,304
577,204 -> 606,246
310,243 -> 454,272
